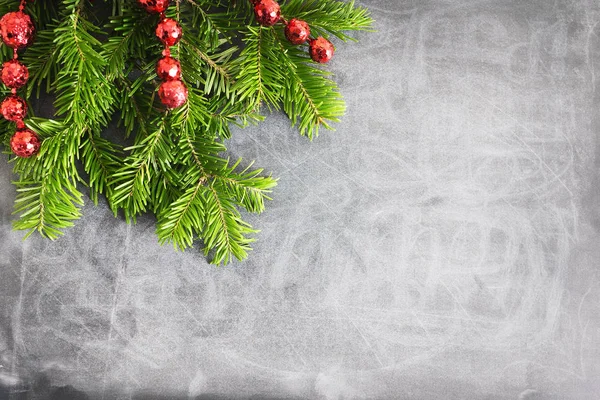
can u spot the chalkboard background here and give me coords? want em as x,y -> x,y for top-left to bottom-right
1,0 -> 600,399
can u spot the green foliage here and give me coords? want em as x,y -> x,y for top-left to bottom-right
11,118 -> 84,239
0,0 -> 372,264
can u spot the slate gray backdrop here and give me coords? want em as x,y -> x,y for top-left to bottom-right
1,0 -> 600,399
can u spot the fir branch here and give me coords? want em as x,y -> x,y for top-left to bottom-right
12,168 -> 83,240
22,25 -> 59,97
182,0 -> 241,49
25,0 -> 60,30
50,0 -> 118,208
213,160 -> 276,214
232,26 -> 284,112
180,36 -> 236,97
116,74 -> 154,138
80,129 -> 122,205
110,117 -> 172,221
53,8 -> 113,128
156,172 -> 205,250
280,0 -> 374,41
272,28 -> 345,139
202,181 -> 256,265
13,118 -> 74,182
1,0 -> 370,264
103,5 -> 156,80
153,89 -> 276,262
10,118 -> 83,240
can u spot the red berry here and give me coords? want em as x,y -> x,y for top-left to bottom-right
155,18 -> 182,46
285,19 -> 310,45
10,127 -> 40,158
1,60 -> 28,89
309,37 -> 335,63
158,80 -> 188,109
1,95 -> 27,121
0,11 -> 35,49
156,56 -> 181,81
137,0 -> 170,13
254,0 -> 280,26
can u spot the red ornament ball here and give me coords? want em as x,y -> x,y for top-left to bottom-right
137,0 -> 170,13
309,37 -> 335,63
156,18 -> 182,47
158,80 -> 188,109
1,60 -> 28,89
1,95 -> 27,121
0,12 -> 35,49
10,127 -> 40,158
254,0 -> 280,26
156,56 -> 181,81
285,19 -> 310,45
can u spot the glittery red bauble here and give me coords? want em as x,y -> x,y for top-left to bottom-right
156,56 -> 181,81
0,12 -> 35,49
254,0 -> 280,26
137,0 -> 170,13
1,95 -> 27,121
309,37 -> 335,63
10,127 -> 40,158
285,19 -> 310,45
158,80 -> 188,108
155,18 -> 182,47
1,60 -> 28,89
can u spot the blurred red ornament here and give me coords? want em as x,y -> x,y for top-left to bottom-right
254,0 -> 280,26
0,11 -> 35,49
285,19 -> 310,45
137,0 -> 170,13
1,59 -> 28,89
155,18 -> 182,46
309,37 -> 334,63
10,127 -> 40,158
158,80 -> 188,109
1,95 -> 27,121
156,56 -> 181,81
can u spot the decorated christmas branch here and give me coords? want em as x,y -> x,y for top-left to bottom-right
0,0 -> 373,264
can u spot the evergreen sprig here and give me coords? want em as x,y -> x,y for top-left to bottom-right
0,0 -> 373,264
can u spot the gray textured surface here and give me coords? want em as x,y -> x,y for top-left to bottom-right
1,0 -> 600,399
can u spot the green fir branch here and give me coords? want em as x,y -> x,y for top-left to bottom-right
232,26 -> 284,112
12,172 -> 83,240
110,116 -> 173,221
202,182 -> 256,265
1,0 -> 371,264
272,28 -> 345,139
80,130 -> 122,205
156,172 -> 206,250
280,0 -> 374,41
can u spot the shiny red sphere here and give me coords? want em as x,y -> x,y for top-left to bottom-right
285,19 -> 310,45
1,59 -> 28,89
155,18 -> 182,47
309,37 -> 335,63
1,95 -> 27,121
0,12 -> 35,49
10,127 -> 40,158
156,56 -> 181,81
254,0 -> 280,26
137,0 -> 170,13
158,80 -> 188,109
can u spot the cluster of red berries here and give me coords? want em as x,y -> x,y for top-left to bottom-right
251,0 -> 335,63
138,0 -> 188,109
0,1 -> 40,158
